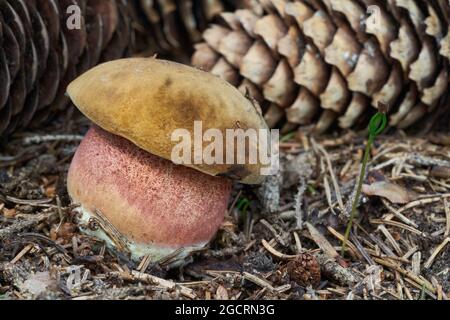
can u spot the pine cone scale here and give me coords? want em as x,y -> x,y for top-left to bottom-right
1,0 -> 448,135
193,0 -> 450,132
0,0 -> 143,136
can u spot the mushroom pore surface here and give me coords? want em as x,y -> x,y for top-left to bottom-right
67,126 -> 232,261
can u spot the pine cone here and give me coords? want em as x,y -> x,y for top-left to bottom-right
0,0 -> 134,136
193,0 -> 450,133
132,0 -> 243,60
286,253 -> 321,287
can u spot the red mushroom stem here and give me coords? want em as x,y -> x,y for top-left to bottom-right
67,125 -> 232,263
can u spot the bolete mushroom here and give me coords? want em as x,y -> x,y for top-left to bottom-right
66,58 -> 270,264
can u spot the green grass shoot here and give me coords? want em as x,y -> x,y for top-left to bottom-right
341,105 -> 388,257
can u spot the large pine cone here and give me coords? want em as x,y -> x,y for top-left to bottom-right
193,0 -> 450,133
0,0 -> 134,136
132,0 -> 242,61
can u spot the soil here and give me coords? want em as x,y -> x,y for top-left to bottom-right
0,111 -> 449,300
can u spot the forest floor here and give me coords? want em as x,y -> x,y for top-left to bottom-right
0,111 -> 449,300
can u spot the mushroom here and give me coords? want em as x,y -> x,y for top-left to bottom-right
66,58 -> 270,264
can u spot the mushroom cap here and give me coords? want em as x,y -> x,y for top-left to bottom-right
67,126 -> 232,262
67,58 -> 270,184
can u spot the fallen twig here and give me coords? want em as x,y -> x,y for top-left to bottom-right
373,258 -> 435,293
444,198 -> 450,237
23,134 -> 83,145
115,270 -> 197,299
306,222 -> 339,259
243,272 -> 274,291
261,239 -> 359,287
423,237 -> 450,269
312,139 -> 345,212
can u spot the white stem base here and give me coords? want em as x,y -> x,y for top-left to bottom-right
74,206 -> 207,267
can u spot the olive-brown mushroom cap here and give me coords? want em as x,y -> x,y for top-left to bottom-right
67,126 -> 232,259
67,58 -> 270,184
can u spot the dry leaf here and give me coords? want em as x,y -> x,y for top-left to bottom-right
430,166 -> 450,179
3,208 -> 17,218
50,223 -> 77,241
45,186 -> 57,198
362,181 -> 416,204
215,285 -> 229,300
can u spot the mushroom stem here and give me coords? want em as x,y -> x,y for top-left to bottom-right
67,126 -> 232,265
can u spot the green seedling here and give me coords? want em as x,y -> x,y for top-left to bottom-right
342,103 -> 388,257
236,197 -> 250,216
307,185 -> 317,195
236,197 -> 250,226
280,131 -> 296,143
419,284 -> 427,300
236,197 -> 251,237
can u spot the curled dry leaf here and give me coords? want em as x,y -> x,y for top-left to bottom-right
362,181 -> 417,204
